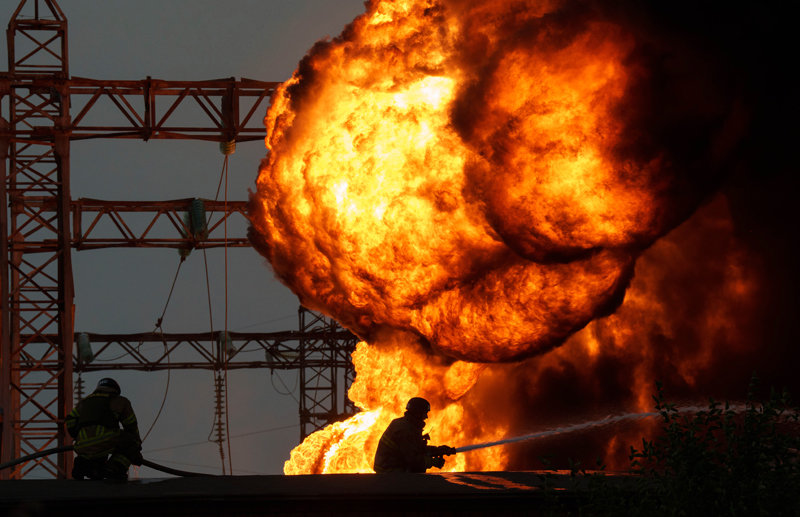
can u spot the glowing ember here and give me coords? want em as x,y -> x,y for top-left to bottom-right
249,0 -> 753,474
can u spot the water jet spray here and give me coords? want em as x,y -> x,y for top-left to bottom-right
453,405 -> 734,454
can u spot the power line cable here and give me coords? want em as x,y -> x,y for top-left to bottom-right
139,256 -> 184,442
234,314 -> 296,331
197,152 -> 237,475
270,370 -> 299,403
142,330 -> 171,443
230,423 -> 299,439
146,423 -> 299,454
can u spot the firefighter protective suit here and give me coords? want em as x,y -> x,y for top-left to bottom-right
65,379 -> 142,479
373,398 -> 455,473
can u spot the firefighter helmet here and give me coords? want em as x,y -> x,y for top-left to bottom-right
405,397 -> 431,416
96,377 -> 121,395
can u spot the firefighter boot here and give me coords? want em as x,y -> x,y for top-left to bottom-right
72,456 -> 104,480
103,454 -> 130,481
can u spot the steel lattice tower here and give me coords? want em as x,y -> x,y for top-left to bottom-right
1,0 -> 72,479
1,0 -> 358,479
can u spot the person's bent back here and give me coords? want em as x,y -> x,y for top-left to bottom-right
373,397 -> 455,473
65,378 -> 143,480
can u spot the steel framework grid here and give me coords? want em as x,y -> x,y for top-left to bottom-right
1,0 -> 73,480
1,0 -> 358,479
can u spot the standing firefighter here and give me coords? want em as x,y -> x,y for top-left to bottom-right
65,378 -> 143,480
373,397 -> 456,473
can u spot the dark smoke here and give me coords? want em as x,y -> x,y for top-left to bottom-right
468,2 -> 800,470
252,0 -> 798,470
450,0 -> 749,261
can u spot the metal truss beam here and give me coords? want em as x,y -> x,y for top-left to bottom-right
66,329 -> 357,372
0,77 -> 279,143
26,197 -> 248,250
10,308 -> 360,475
2,1 -> 360,479
70,198 -> 248,250
298,308 -> 358,441
5,198 -> 249,252
68,308 -> 359,442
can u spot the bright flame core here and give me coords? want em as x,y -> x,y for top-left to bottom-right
248,0 -> 695,363
284,338 -> 508,474
249,0 -> 750,474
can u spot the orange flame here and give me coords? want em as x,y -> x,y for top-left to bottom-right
280,196 -> 758,474
249,0 -> 753,473
284,337 -> 509,474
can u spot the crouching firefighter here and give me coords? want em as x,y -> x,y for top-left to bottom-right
65,378 -> 143,480
373,397 -> 456,473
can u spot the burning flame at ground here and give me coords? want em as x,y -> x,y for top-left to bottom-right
282,195 -> 759,473
285,336 -> 507,474
249,0 -> 754,473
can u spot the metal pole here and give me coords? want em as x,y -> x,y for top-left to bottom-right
0,109 -> 11,479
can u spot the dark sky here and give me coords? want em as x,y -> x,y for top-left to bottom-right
2,0 -> 367,477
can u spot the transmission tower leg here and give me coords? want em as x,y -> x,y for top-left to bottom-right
2,5 -> 73,476
0,116 -> 10,475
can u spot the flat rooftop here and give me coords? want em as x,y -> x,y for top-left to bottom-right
0,471 -> 604,516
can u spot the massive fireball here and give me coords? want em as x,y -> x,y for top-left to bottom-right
249,0 -> 759,473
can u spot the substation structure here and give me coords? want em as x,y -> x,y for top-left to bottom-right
1,0 -> 358,479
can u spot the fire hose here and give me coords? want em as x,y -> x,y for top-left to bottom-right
0,445 -> 213,477
0,409 -> 708,476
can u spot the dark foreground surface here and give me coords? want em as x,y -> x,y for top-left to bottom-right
0,471 -> 614,516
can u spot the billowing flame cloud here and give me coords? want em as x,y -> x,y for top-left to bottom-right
249,0 -> 746,363
249,0 -> 797,475
279,194 -> 766,473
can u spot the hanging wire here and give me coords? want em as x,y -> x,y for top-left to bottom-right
200,151 -> 237,474
233,314 -> 296,331
156,256 -> 186,330
139,256 -> 184,442
142,328 -> 171,443
150,423 -> 299,454
270,370 -> 300,403
201,154 -> 229,460
93,256 -> 185,363
202,249 -> 216,339
87,151 -> 239,457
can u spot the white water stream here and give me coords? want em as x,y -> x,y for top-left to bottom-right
454,404 -> 745,453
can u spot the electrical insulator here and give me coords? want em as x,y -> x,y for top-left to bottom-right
219,140 -> 236,155
218,331 -> 235,357
189,198 -> 208,239
178,198 -> 208,257
75,375 -> 85,405
77,332 -> 94,363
